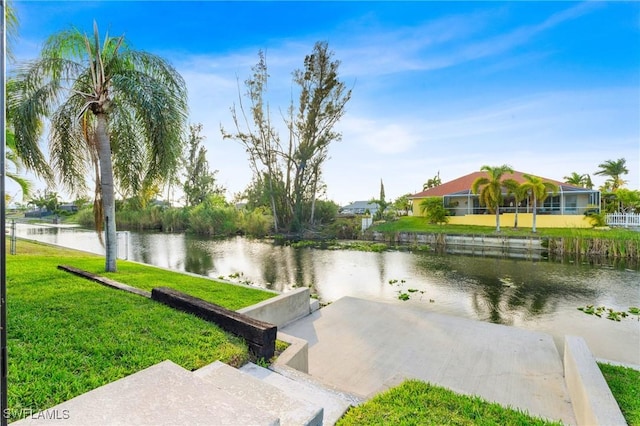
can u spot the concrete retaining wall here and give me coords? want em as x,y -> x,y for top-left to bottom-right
371,232 -> 544,256
273,332 -> 309,373
238,287 -> 316,328
564,335 -> 626,426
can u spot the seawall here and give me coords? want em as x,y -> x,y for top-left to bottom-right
366,231 -> 640,263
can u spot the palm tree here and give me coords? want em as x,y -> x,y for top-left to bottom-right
520,174 -> 558,233
583,174 -> 594,190
503,179 -> 525,229
9,22 -> 188,271
564,172 -> 587,187
5,129 -> 32,198
471,164 -> 514,232
595,158 -> 628,191
6,0 -> 19,61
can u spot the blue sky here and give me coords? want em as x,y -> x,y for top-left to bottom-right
10,1 -> 640,205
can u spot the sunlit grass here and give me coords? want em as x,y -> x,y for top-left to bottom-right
372,216 -> 640,241
599,363 -> 640,426
15,239 -> 275,310
6,240 -> 274,422
337,380 -> 561,425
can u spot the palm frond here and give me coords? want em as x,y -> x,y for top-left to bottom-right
6,171 -> 33,198
108,100 -> 146,195
49,93 -> 91,193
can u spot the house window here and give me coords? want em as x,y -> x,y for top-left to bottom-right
565,195 -> 577,214
542,195 -> 561,213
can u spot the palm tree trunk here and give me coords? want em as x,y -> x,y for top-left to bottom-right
96,114 -> 118,272
532,197 -> 538,233
495,206 -> 500,232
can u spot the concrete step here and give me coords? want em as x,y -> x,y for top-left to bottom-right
14,360 -> 279,426
195,361 -> 323,426
241,362 -> 363,425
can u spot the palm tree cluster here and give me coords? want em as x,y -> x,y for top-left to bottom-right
564,158 -> 629,193
565,158 -> 631,213
563,172 -> 594,189
472,165 -> 558,233
471,165 -> 514,232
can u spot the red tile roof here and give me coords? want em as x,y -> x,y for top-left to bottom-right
410,170 -> 580,198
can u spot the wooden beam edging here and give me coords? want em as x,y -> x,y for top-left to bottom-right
58,265 -> 151,298
151,286 -> 276,360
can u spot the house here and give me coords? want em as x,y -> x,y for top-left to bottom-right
340,201 -> 380,216
409,170 -> 600,228
59,203 -> 79,213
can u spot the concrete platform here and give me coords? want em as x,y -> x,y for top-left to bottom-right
194,361 -> 322,426
240,362 -> 360,425
282,296 -> 577,425
14,360 -> 279,426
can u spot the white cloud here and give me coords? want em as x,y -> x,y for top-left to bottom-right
339,117 -> 419,154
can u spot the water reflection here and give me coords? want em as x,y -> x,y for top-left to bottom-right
183,239 -> 214,276
412,255 -> 598,326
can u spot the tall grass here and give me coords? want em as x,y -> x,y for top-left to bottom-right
116,206 -> 163,230
547,228 -> 640,259
188,203 -> 238,236
160,207 -> 189,232
237,208 -> 273,238
74,205 -> 270,237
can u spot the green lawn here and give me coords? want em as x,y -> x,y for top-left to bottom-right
372,216 -> 640,241
337,365 -> 640,426
337,380 -> 561,426
15,240 -> 276,310
599,363 -> 640,426
7,240 -> 274,422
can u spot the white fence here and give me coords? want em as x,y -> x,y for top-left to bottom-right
605,213 -> 640,228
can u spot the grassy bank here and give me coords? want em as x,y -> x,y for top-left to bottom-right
7,240 -> 274,422
371,216 -> 639,239
338,364 -> 640,426
599,363 -> 640,425
13,240 -> 275,309
337,380 -> 561,425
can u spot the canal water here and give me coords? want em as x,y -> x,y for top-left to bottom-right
13,223 -> 640,365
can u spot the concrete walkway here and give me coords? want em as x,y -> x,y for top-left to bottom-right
282,296 -> 576,425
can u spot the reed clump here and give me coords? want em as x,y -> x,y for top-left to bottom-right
546,229 -> 640,259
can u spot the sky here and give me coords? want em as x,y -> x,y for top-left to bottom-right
9,1 -> 640,206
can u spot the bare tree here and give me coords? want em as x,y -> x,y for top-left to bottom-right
223,51 -> 283,231
225,42 -> 351,234
286,41 -> 351,232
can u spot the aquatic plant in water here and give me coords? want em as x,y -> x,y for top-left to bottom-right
577,305 -> 638,322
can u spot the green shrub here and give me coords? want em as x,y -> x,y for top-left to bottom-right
420,197 -> 449,224
161,207 -> 189,232
586,211 -> 607,227
74,207 -> 95,228
116,207 -> 163,230
188,199 -> 238,236
238,207 -> 273,237
323,217 -> 361,239
308,199 -> 339,225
